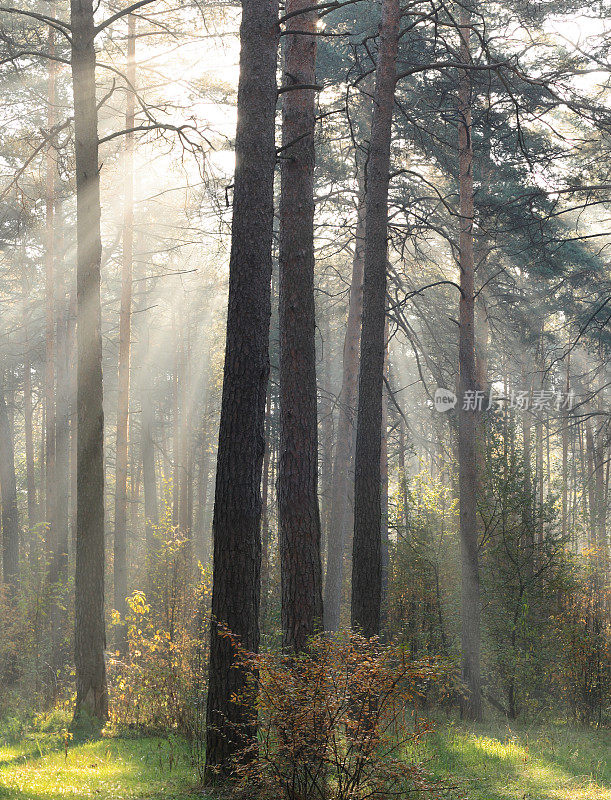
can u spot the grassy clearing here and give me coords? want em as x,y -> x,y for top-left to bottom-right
407,718 -> 611,800
0,734 -> 202,799
0,719 -> 608,799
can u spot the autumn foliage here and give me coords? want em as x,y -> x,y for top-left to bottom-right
228,634 -> 452,800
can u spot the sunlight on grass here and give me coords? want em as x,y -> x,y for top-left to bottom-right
406,720 -> 611,800
0,737 -> 202,800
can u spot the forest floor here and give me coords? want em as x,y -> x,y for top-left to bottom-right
0,719 -> 608,799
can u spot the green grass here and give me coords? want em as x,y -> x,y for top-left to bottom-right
406,718 -> 611,800
0,734 -> 203,799
0,720 -> 608,799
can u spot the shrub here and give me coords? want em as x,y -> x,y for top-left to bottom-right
108,533 -> 211,738
231,634 -> 453,800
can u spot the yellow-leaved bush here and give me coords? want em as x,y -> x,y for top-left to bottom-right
108,534 -> 211,737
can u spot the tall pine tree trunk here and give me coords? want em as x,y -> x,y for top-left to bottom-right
71,0 -> 108,722
456,4 -> 482,721
113,14 -> 136,650
324,175 -> 365,631
278,0 -> 323,652
205,0 -> 278,775
351,0 -> 400,638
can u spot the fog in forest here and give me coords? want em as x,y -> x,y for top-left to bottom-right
0,1 -> 609,797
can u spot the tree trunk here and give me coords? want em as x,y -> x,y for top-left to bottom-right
561,357 -> 570,539
205,0 -> 278,775
324,174 -> 366,632
21,264 -> 38,534
54,208 -> 70,573
0,374 -> 19,588
172,324 -> 180,527
351,0 -> 399,639
320,320 -> 334,560
260,386 -> 272,631
278,0 -> 323,652
179,327 -> 193,556
457,5 -> 482,721
113,14 -> 136,651
380,332 -> 389,635
71,0 -> 108,723
45,28 -> 57,557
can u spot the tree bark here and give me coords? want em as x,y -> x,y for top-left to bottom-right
457,5 -> 482,721
351,0 -> 400,639
71,0 -> 108,723
205,0 -> 278,775
278,0 -> 323,652
113,14 -> 136,651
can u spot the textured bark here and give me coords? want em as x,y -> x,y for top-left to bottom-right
205,0 -> 278,776
113,14 -> 136,650
71,0 -> 108,723
351,0 -> 399,639
278,0 -> 323,652
456,6 -> 482,722
0,375 -> 19,588
323,176 -> 365,632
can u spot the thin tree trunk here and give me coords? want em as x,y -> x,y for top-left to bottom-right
205,0 -> 278,775
278,0 -> 323,652
320,321 -> 334,561
324,174 -> 366,632
561,357 -> 570,539
380,330 -> 389,634
457,5 -> 482,721
0,374 -> 19,588
45,28 -> 57,556
142,344 -> 158,561
54,206 -> 70,573
172,323 -> 180,527
259,387 -> 273,631
351,0 -> 400,639
71,0 -> 108,722
113,14 -> 136,650
179,328 -> 192,559
21,265 -> 37,533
